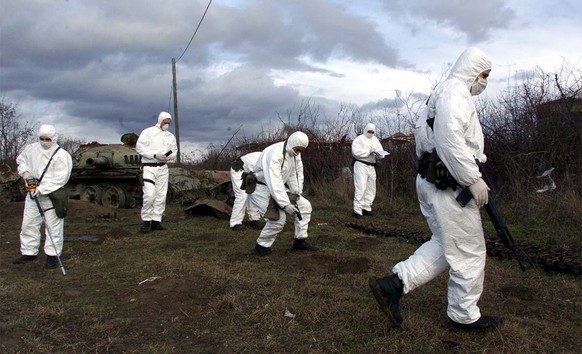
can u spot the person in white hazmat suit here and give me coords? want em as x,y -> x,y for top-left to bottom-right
13,124 -> 73,269
229,151 -> 262,230
136,112 -> 178,233
369,47 -> 501,330
351,123 -> 385,218
249,131 -> 317,255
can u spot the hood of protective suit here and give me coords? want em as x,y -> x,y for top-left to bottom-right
447,47 -> 492,93
364,123 -> 376,139
285,131 -> 309,155
156,112 -> 172,128
38,124 -> 58,143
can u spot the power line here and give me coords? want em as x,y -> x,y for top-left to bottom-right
176,0 -> 213,63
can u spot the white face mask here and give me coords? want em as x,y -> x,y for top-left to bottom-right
470,76 -> 488,96
40,141 -> 54,149
161,124 -> 170,131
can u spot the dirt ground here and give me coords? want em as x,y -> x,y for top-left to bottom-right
1,200 -> 374,352
1,199 -> 580,353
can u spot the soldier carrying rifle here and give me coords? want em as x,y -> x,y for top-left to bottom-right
369,47 -> 502,330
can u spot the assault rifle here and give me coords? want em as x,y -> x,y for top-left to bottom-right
456,160 -> 533,272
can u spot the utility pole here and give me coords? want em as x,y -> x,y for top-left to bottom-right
171,58 -> 181,163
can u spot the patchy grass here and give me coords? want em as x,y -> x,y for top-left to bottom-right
0,197 -> 580,353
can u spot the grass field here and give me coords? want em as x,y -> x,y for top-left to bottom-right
0,197 -> 580,353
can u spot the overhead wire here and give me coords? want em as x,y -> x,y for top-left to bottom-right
176,0 -> 213,63
168,0 -> 213,112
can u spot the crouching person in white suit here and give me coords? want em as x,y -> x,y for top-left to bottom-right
229,151 -> 262,230
249,131 -> 317,256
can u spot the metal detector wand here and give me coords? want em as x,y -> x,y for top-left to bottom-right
32,194 -> 67,276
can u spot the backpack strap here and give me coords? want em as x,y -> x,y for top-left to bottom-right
38,147 -> 61,183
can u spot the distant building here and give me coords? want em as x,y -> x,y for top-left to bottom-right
535,97 -> 582,138
535,97 -> 582,171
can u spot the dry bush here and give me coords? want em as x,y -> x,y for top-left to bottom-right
479,61 -> 582,243
0,100 -> 38,170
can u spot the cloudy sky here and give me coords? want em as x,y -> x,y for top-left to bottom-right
1,0 -> 580,157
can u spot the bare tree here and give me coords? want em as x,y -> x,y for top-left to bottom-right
58,136 -> 87,155
0,99 -> 38,169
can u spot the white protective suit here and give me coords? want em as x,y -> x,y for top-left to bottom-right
351,123 -> 384,215
17,124 -> 73,257
136,112 -> 178,222
249,132 -> 311,248
229,151 -> 262,228
392,47 -> 492,324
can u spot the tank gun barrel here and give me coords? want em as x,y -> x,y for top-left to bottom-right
86,156 -> 111,167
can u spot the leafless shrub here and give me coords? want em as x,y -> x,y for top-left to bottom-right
0,99 -> 38,170
478,60 -> 582,243
58,136 -> 87,155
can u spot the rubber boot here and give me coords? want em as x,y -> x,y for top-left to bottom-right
292,238 -> 318,251
368,274 -> 404,326
451,315 -> 502,330
255,243 -> 272,256
152,221 -> 166,231
141,221 -> 152,233
45,256 -> 58,269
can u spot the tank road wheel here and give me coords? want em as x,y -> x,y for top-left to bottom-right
81,184 -> 103,204
102,185 -> 132,208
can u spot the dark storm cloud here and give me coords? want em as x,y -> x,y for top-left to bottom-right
181,0 -> 401,69
382,0 -> 516,42
160,65 -> 314,146
0,0 -> 400,147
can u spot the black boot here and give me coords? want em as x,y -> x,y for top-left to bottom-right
362,210 -> 374,216
451,315 -> 502,330
13,255 -> 37,264
141,221 -> 152,233
352,212 -> 363,219
152,221 -> 166,231
254,243 -> 272,256
248,220 -> 260,229
368,274 -> 404,326
231,224 -> 244,231
292,238 -> 318,251
45,256 -> 58,269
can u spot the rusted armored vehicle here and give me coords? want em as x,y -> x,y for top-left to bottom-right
67,133 -> 233,210
0,166 -> 25,203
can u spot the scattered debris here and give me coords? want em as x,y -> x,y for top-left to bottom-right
284,308 -> 296,319
536,167 -> 557,193
184,199 -> 232,218
139,276 -> 162,285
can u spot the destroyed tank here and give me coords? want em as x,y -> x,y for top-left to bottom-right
0,165 -> 25,203
67,133 -> 234,210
